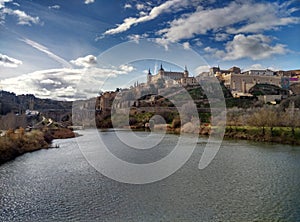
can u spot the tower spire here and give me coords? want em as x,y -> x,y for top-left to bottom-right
184,65 -> 189,77
160,63 -> 164,71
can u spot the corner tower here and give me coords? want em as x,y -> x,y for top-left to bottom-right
158,64 -> 165,77
147,68 -> 152,84
184,65 -> 189,78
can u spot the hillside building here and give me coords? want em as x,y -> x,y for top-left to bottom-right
147,64 -> 197,87
241,69 -> 275,76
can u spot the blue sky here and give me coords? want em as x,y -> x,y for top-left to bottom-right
0,0 -> 299,100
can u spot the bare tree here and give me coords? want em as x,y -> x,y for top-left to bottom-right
247,106 -> 279,136
227,107 -> 243,131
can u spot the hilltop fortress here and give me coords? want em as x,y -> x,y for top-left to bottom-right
144,64 -> 300,98
147,64 -> 197,87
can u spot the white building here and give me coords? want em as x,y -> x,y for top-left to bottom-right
242,69 -> 275,76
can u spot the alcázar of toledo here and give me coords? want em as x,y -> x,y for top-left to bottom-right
134,64 -> 300,101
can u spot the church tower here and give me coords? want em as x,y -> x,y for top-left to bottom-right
147,68 -> 152,84
184,65 -> 189,78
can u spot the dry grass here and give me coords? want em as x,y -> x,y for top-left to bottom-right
0,129 -> 49,164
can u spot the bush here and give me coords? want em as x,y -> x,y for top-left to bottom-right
0,129 -> 50,164
171,117 -> 181,129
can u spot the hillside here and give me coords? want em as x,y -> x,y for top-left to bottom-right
0,90 -> 72,116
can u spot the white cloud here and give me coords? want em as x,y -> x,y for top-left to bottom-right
192,38 -> 203,47
70,55 -> 97,68
127,33 -> 149,43
84,0 -> 94,4
20,38 -> 72,68
0,53 -> 22,68
214,33 -> 229,42
204,46 -> 224,58
12,2 -> 20,7
195,65 -> 210,74
124,3 -> 132,9
242,64 -> 281,72
40,79 -> 62,85
227,17 -> 300,34
139,11 -> 147,16
155,38 -> 169,50
157,1 -> 300,43
136,3 -> 145,10
0,0 -> 11,9
119,64 -> 135,73
182,42 -> 191,50
244,64 -> 265,71
128,34 -> 141,43
1,64 -> 136,100
1,68 -> 82,100
104,0 -> 191,35
2,8 -> 40,25
48,5 -> 60,10
207,34 -> 288,61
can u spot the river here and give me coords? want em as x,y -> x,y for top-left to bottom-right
0,129 -> 300,221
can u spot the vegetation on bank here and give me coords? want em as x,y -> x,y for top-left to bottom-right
0,129 -> 49,164
224,104 -> 300,145
225,126 -> 300,145
0,127 -> 76,164
93,84 -> 300,145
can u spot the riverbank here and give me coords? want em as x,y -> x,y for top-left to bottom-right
224,126 -> 300,145
134,123 -> 300,145
0,128 -> 76,165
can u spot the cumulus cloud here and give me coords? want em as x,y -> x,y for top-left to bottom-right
0,0 -> 11,9
243,64 -> 281,72
124,3 -> 132,9
104,0 -> 192,35
127,33 -> 149,43
1,68 -> 82,100
243,64 -> 266,71
1,64 -> 135,100
204,46 -> 224,58
0,53 -> 22,67
48,5 -> 60,10
182,42 -> 191,50
119,64 -> 135,73
195,65 -> 210,74
2,8 -> 40,25
214,33 -> 230,42
157,1 -> 300,43
128,34 -> 141,43
70,55 -> 97,68
84,0 -> 94,4
136,3 -> 145,10
192,38 -> 203,47
207,34 -> 288,61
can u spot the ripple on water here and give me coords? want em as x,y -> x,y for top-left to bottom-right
0,131 -> 300,221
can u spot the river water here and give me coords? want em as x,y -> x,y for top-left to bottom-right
0,129 -> 300,221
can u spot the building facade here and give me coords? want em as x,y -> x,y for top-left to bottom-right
147,64 -> 197,87
242,69 -> 275,76
222,73 -> 282,96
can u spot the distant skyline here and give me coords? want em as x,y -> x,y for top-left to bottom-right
0,0 -> 299,100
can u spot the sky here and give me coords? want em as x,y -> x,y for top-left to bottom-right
0,0 -> 299,100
